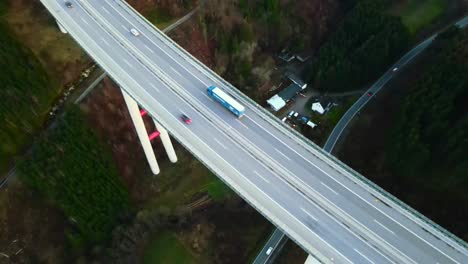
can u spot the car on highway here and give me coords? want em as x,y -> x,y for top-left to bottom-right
181,114 -> 192,124
65,1 -> 73,8
266,247 -> 273,255
130,28 -> 140,37
392,67 -> 398,72
367,91 -> 373,97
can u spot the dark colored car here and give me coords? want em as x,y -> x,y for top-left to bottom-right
65,2 -> 73,8
181,114 -> 192,124
367,91 -> 373,97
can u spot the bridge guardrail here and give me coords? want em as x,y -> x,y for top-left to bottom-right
117,1 -> 468,251
106,2 -> 404,258
41,1 -> 329,260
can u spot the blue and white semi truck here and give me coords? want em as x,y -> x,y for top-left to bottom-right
207,85 -> 245,118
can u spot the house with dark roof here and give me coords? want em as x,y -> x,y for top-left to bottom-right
267,83 -> 302,111
286,72 -> 307,89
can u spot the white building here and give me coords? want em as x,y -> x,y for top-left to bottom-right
311,102 -> 325,114
266,94 -> 287,112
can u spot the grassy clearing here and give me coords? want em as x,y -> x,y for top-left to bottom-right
144,148 -> 231,209
146,7 -> 179,30
0,19 -> 58,173
304,96 -> 358,126
326,96 -> 358,126
198,176 -> 232,202
391,0 -> 447,34
143,231 -> 195,264
302,96 -> 359,146
5,6 -> 87,84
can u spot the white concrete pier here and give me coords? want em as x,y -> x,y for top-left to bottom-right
56,20 -> 68,34
153,119 -> 177,163
121,89 -> 160,174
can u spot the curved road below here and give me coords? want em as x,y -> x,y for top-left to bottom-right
255,15 -> 468,264
323,16 -> 468,152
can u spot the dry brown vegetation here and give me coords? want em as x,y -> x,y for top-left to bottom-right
0,184 -> 67,263
5,0 -> 89,86
0,0 -> 346,263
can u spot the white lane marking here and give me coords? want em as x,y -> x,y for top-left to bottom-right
354,249 -> 375,264
118,11 -> 434,264
80,17 -> 89,26
171,67 -> 183,77
202,93 -> 214,101
143,44 -> 155,54
118,12 -> 209,87
236,119 -> 249,130
101,6 -> 110,14
275,148 -> 291,161
300,207 -> 318,222
307,190 -> 397,264
374,219 -> 395,235
191,72 -> 209,86
213,138 -> 228,150
93,4 -> 408,262
321,182 -> 339,195
149,82 -> 160,93
122,58 -> 134,69
90,5 -> 355,261
100,37 -> 111,46
253,171 -> 270,183
78,3 -> 426,260
245,115 -> 438,262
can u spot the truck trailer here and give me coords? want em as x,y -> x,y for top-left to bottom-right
207,85 -> 245,118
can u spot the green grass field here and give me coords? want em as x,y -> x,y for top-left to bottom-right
143,232 -> 194,264
198,177 -> 232,202
144,147 -> 232,209
146,7 -> 179,30
392,0 -> 447,34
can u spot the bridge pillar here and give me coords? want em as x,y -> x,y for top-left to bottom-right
152,119 -> 178,163
56,20 -> 68,34
121,89 -> 160,175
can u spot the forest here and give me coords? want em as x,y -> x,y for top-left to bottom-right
17,106 -> 129,246
387,26 -> 468,235
0,0 -> 6,15
201,0 -> 344,101
0,19 -> 57,171
306,0 -> 410,92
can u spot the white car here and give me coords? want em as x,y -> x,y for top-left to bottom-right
266,247 -> 273,255
130,28 -> 140,36
287,110 -> 295,118
392,67 -> 398,72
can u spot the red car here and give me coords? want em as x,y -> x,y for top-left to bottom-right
181,114 -> 192,124
367,91 -> 373,97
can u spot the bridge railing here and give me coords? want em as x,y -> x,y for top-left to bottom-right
118,0 -> 467,251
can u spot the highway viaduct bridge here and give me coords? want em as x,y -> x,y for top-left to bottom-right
42,1 -> 468,263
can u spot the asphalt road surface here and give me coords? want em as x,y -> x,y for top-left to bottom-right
39,1 -> 468,263
253,228 -> 286,264
256,15 -> 468,264
324,16 -> 468,152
